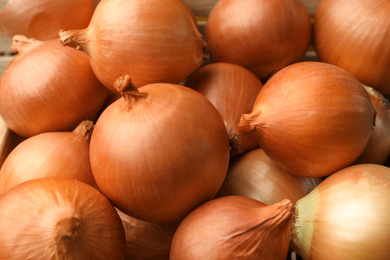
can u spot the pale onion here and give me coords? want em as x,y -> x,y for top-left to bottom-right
117,209 -> 179,260
89,75 -> 230,223
217,148 -> 322,206
205,0 -> 312,82
59,0 -> 208,92
0,35 -> 110,138
185,62 -> 263,160
0,0 -> 93,40
0,177 -> 126,259
314,0 -> 390,95
0,120 -> 96,195
291,164 -> 390,260
237,61 -> 375,178
354,86 -> 390,165
170,196 -> 293,260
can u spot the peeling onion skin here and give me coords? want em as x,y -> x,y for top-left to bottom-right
170,196 -> 293,260
59,0 -> 208,92
185,62 -> 263,160
90,76 -> 230,223
0,177 -> 126,260
291,164 -> 390,260
217,148 -> 322,206
238,61 -> 375,178
0,120 -> 97,195
0,36 -> 110,138
205,0 -> 312,82
314,0 -> 390,95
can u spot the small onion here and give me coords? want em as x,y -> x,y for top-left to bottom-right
0,177 -> 126,259
217,148 -> 322,206
185,62 -> 263,160
170,196 -> 293,260
238,61 -> 375,178
0,120 -> 96,195
0,35 -> 110,138
205,0 -> 312,82
0,0 -> 93,40
59,0 -> 208,92
314,0 -> 390,94
90,75 -> 230,223
291,164 -> 390,260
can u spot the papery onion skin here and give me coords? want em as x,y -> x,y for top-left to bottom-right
0,0 -> 93,40
314,0 -> 390,95
90,76 -> 230,223
0,177 -> 126,260
170,196 -> 293,260
217,148 -> 322,206
185,62 -> 263,160
205,0 -> 312,82
0,36 -> 110,138
59,0 -> 208,92
238,61 -> 375,178
291,164 -> 390,260
0,120 -> 96,195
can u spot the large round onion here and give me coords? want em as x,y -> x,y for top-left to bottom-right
205,0 -> 312,82
238,61 -> 375,178
314,0 -> 390,94
90,75 -> 230,223
0,177 -> 126,259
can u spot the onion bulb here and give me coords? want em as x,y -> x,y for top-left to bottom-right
0,120 -> 96,195
170,196 -> 293,260
89,75 -> 230,223
185,62 -> 263,160
0,177 -> 126,259
238,61 -> 375,178
205,0 -> 312,82
217,148 -> 322,206
314,0 -> 390,95
291,164 -> 390,260
0,0 -> 93,40
59,0 -> 208,92
0,35 -> 110,138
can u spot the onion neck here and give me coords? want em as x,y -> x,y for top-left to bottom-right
114,75 -> 148,110
59,29 -> 89,52
11,35 -> 43,54
237,112 -> 262,133
55,217 -> 80,256
73,120 -> 95,141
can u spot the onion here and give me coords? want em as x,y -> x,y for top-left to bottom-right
0,177 -> 126,259
89,75 -> 230,223
0,35 -> 110,138
217,148 -> 322,206
0,0 -> 93,40
59,0 -> 208,92
185,62 -> 263,160
0,120 -> 96,195
314,0 -> 390,95
117,209 -> 179,259
205,0 -> 312,82
291,164 -> 390,260
354,86 -> 390,165
170,196 -> 293,260
237,61 -> 375,178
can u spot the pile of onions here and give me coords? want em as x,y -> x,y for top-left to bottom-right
59,0 -> 208,92
184,62 -> 263,160
0,0 -> 93,40
354,86 -> 390,165
0,35 -> 110,138
0,120 -> 96,195
217,148 -> 322,206
237,61 -> 375,178
205,0 -> 312,82
89,75 -> 230,223
170,196 -> 293,260
291,164 -> 390,259
314,0 -> 390,95
0,177 -> 126,259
